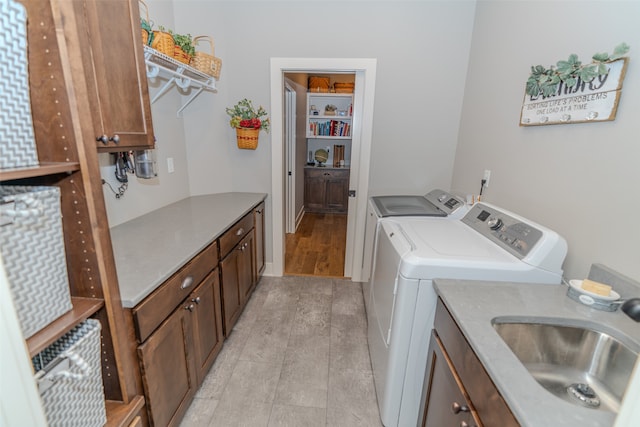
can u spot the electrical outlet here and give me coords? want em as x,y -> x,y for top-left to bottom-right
167,157 -> 175,173
483,170 -> 491,188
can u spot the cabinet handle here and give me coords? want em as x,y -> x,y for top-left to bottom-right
324,173 -> 330,176
109,134 -> 121,144
236,227 -> 245,236
180,276 -> 194,289
96,135 -> 108,145
185,303 -> 195,312
256,209 -> 263,214
451,402 -> 470,414
192,296 -> 201,304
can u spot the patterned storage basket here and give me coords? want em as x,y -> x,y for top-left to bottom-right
0,185 -> 72,338
32,319 -> 107,427
0,0 -> 39,169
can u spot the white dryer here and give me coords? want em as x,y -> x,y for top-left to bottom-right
361,189 -> 469,284
368,202 -> 567,427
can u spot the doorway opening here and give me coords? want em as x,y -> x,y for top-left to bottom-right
283,72 -> 354,277
270,58 -> 377,282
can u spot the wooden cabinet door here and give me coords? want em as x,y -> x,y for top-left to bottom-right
304,169 -> 327,213
253,202 -> 265,280
325,173 -> 349,213
238,233 -> 256,301
138,305 -> 196,427
421,333 -> 481,427
190,270 -> 224,386
220,249 -> 242,336
78,0 -> 154,150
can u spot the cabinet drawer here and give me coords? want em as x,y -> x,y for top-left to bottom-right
305,168 -> 348,179
133,242 -> 218,343
219,213 -> 254,258
434,298 -> 518,427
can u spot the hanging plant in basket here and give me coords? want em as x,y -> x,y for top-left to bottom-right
226,99 -> 270,150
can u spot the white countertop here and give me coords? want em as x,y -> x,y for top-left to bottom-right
434,279 -> 640,427
110,192 -> 266,308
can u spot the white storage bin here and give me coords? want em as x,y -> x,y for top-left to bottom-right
0,0 -> 39,169
0,185 -> 72,338
32,319 -> 107,427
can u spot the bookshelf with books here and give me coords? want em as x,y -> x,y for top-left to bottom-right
307,93 -> 353,140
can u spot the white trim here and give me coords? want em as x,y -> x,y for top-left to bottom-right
270,58 -> 377,280
0,258 -> 48,426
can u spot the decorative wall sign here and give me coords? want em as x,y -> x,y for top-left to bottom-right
520,44 -> 629,126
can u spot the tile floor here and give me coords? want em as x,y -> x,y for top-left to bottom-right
179,276 -> 384,427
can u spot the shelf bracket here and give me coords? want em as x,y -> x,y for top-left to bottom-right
143,46 -> 217,115
177,87 -> 205,117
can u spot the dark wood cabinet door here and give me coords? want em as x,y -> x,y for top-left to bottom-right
138,306 -> 196,427
79,0 -> 154,150
220,250 -> 242,336
326,174 -> 349,212
253,202 -> 265,280
421,333 -> 480,427
238,233 -> 256,302
191,270 -> 224,386
304,170 -> 327,213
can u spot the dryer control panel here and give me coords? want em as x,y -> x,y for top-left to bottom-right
462,203 -> 543,259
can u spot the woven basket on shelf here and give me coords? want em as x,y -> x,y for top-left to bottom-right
190,36 -> 222,78
236,127 -> 259,150
151,30 -> 174,56
139,0 -> 151,46
173,45 -> 191,64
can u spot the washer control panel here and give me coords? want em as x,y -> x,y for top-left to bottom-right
462,203 -> 543,259
424,189 -> 466,216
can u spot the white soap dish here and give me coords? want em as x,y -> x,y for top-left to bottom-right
567,280 -> 622,311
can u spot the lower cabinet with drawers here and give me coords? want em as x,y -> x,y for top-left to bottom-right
133,242 -> 223,427
127,202 -> 265,427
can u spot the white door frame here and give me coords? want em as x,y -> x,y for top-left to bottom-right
284,83 -> 296,234
270,58 -> 377,281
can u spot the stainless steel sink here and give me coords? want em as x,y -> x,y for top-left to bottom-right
492,318 -> 639,413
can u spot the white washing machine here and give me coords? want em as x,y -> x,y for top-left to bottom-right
368,202 -> 568,427
361,189 -> 469,284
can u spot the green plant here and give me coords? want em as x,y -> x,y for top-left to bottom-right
226,99 -> 270,132
526,43 -> 630,98
169,31 -> 195,56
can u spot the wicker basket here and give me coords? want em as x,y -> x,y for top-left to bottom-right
173,45 -> 191,64
308,76 -> 330,92
139,0 -> 151,46
190,36 -> 222,78
151,30 -> 174,56
236,127 -> 259,150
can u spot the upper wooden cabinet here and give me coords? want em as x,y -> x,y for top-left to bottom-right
59,0 -> 155,151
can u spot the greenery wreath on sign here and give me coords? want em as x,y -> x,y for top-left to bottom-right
526,43 -> 630,98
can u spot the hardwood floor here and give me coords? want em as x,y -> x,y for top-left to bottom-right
285,213 -> 347,277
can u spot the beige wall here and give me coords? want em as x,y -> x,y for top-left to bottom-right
452,0 -> 640,281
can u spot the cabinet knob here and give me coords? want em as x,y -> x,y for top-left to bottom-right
451,402 -> 470,414
109,134 -> 121,144
460,422 -> 476,427
236,227 -> 245,236
192,296 -> 201,304
256,209 -> 263,214
180,276 -> 194,289
185,303 -> 195,312
96,135 -> 108,144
